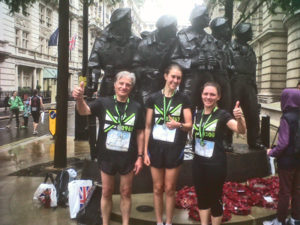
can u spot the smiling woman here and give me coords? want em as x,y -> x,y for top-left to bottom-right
141,0 -> 204,26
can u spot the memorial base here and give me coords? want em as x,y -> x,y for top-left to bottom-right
113,143 -> 271,194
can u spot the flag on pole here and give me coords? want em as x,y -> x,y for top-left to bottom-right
69,34 -> 77,51
48,28 -> 59,46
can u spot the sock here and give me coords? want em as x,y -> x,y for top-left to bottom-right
166,224 -> 172,225
157,223 -> 163,225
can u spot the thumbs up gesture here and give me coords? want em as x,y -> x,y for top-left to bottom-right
233,101 -> 243,119
72,81 -> 85,100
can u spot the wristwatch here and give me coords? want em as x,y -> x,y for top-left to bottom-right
179,123 -> 183,129
137,154 -> 144,158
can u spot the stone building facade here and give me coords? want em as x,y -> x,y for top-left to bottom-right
0,0 -> 145,102
209,0 -> 300,103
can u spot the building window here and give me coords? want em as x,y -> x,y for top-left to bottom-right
46,8 -> 52,28
39,4 -> 45,24
15,29 -> 20,46
22,31 -> 29,48
15,29 -> 29,48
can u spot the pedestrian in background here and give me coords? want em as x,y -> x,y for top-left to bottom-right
30,89 -> 44,135
297,81 -> 300,89
264,89 -> 300,225
4,93 -> 9,112
21,95 -> 31,129
6,91 -> 23,129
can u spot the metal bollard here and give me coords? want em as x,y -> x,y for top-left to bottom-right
261,115 -> 270,148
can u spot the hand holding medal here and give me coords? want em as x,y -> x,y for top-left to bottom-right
166,115 -> 180,130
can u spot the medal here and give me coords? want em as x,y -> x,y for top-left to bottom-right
198,106 -> 218,142
162,89 -> 175,124
117,124 -> 122,131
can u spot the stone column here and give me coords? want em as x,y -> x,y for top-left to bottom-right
283,10 -> 300,87
33,68 -> 37,89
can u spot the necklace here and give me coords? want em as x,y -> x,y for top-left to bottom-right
162,89 -> 175,125
114,95 -> 130,130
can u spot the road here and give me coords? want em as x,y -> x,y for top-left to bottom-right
0,105 -> 76,146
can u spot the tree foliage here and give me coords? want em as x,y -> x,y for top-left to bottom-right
0,0 -> 37,14
211,0 -> 300,29
268,0 -> 300,15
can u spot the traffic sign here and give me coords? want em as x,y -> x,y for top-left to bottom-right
49,109 -> 56,136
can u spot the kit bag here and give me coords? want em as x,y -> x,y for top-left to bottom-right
68,179 -> 93,219
33,173 -> 57,208
76,183 -> 102,225
55,169 -> 70,207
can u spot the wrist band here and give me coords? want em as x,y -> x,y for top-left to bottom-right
137,154 -> 144,158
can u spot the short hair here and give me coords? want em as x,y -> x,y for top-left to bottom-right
202,82 -> 221,96
164,63 -> 183,75
297,81 -> 300,86
33,89 -> 38,95
115,71 -> 136,86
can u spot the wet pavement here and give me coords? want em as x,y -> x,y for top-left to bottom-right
0,103 -> 277,225
0,103 -> 75,146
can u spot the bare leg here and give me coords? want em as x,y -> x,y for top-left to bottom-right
199,208 -> 211,225
33,122 -> 38,132
164,166 -> 181,224
151,167 -> 165,224
101,171 -> 115,225
119,171 -> 134,225
211,215 -> 223,225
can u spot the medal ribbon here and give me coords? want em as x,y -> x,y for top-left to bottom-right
114,95 -> 130,127
198,106 -> 218,142
163,89 -> 175,123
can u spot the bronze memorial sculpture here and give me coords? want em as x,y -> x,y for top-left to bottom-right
229,23 -> 265,150
209,16 -> 234,152
86,8 -> 140,97
170,5 -> 231,114
82,6 -> 269,189
133,15 -> 178,104
85,8 -> 140,159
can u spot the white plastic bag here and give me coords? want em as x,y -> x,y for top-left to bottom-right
41,111 -> 45,124
269,156 -> 276,175
68,180 -> 92,218
33,183 -> 57,207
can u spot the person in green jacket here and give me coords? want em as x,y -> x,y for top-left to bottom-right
6,91 -> 23,128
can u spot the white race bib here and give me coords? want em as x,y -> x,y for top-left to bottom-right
106,129 -> 131,152
152,124 -> 176,143
195,138 -> 215,158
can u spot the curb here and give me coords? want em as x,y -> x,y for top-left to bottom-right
0,134 -> 50,153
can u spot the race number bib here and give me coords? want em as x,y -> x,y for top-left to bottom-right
152,124 -> 176,143
195,138 -> 215,158
106,129 -> 131,152
31,107 -> 37,111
